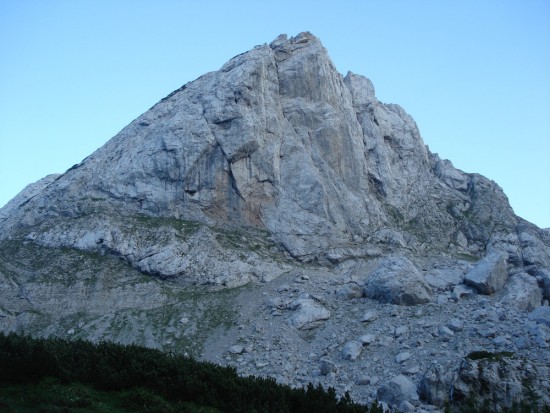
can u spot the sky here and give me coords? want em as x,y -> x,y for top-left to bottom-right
0,0 -> 549,228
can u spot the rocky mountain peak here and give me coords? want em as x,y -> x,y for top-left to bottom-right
1,32 -> 549,272
1,32 -> 549,411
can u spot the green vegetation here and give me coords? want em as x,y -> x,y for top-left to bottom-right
465,350 -> 514,361
444,396 -> 550,413
0,238 -> 245,357
0,377 -> 219,412
453,253 -> 479,263
131,214 -> 202,238
0,333 -> 381,412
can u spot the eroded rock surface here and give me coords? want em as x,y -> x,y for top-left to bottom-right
0,32 -> 549,411
1,33 -> 546,276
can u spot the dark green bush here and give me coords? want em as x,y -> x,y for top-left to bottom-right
465,350 -> 514,361
0,333 -> 369,412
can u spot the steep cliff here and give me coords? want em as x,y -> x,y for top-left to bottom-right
1,32 -> 549,410
2,32 -> 547,278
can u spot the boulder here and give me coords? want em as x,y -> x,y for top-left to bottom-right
361,309 -> 378,322
363,256 -> 432,305
377,374 -> 419,407
287,299 -> 330,330
228,345 -> 244,354
319,358 -> 337,375
418,364 -> 455,406
438,326 -> 455,341
337,283 -> 364,300
341,341 -> 363,361
451,284 -> 476,300
528,306 -> 550,328
500,273 -> 542,311
395,352 -> 411,364
518,228 -> 550,268
447,318 -> 463,332
358,334 -> 376,346
464,251 -> 508,294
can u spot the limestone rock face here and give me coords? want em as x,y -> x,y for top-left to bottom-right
1,31 -> 547,280
363,256 -> 432,305
0,32 -> 550,409
452,355 -> 549,411
539,269 -> 550,301
0,174 -> 60,222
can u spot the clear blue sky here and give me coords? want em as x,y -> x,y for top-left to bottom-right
1,0 -> 549,228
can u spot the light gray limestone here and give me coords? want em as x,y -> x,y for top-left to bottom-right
287,298 -> 331,330
363,256 -> 432,305
377,374 -> 419,407
500,273 -> 542,311
342,341 -> 363,361
464,251 -> 509,295
0,31 -> 550,412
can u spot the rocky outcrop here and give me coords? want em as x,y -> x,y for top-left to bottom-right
420,352 -> 549,410
540,269 -> 550,302
0,31 -> 549,411
0,32 -> 546,279
0,174 -> 59,222
453,353 -> 548,410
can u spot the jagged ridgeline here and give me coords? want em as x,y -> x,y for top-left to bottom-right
1,32 -> 548,275
0,32 -> 549,411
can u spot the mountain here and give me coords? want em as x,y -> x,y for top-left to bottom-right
1,32 -> 549,410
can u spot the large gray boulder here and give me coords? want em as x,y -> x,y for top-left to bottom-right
464,251 -> 508,294
319,358 -> 337,375
341,341 -> 363,361
419,364 -> 455,406
287,298 -> 331,330
377,374 -> 419,407
363,256 -> 432,305
500,273 -> 542,311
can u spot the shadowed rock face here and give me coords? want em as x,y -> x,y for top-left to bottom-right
0,31 -> 548,277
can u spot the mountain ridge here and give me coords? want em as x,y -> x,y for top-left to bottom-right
2,32 -> 547,273
0,32 -> 549,410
